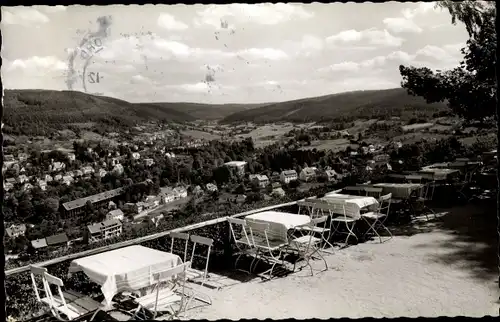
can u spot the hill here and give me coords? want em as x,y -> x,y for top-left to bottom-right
142,102 -> 268,120
221,88 -> 449,124
3,90 -> 195,136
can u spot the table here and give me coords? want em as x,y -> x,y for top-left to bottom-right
323,193 -> 379,218
68,245 -> 182,307
373,183 -> 423,199
418,168 -> 460,181
245,211 -> 310,237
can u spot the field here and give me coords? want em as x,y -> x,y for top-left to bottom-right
300,138 -> 357,152
238,123 -> 312,148
181,129 -> 222,141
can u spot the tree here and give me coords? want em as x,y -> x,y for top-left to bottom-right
399,1 -> 496,122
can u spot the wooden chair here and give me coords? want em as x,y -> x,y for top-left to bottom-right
29,265 -> 101,321
361,193 -> 393,243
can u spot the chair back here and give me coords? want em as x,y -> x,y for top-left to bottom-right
30,265 -> 48,303
365,187 -> 382,199
190,235 -> 214,281
227,217 -> 251,246
170,232 -> 190,262
378,193 -> 392,216
420,182 -> 435,201
246,220 -> 273,249
152,262 -> 191,318
43,272 -> 69,318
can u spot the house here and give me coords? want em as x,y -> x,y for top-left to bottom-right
271,187 -> 286,197
6,224 -> 27,238
106,209 -> 125,221
122,202 -> 144,214
74,170 -> 83,177
145,195 -> 161,208
54,174 -> 63,181
65,171 -> 75,177
62,187 -> 126,217
38,180 -> 48,190
43,174 -> 53,182
112,164 -> 124,175
31,238 -> 48,251
81,166 -> 94,175
49,162 -> 66,173
271,172 -> 280,181
67,153 -> 76,162
132,152 -> 141,160
299,167 -> 317,182
325,169 -> 339,182
206,183 -> 218,192
173,187 -> 188,200
147,213 -> 164,228
108,201 -> 117,210
144,158 -> 155,166
22,183 -> 34,191
271,182 -> 281,190
17,174 -> 29,184
224,161 -> 247,177
18,153 -> 28,162
280,170 -> 298,184
46,233 -> 69,248
97,168 -> 107,178
62,176 -> 74,186
249,174 -> 269,188
86,219 -> 123,244
159,188 -> 175,204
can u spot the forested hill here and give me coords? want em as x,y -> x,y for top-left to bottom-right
3,89 -> 195,136
221,88 -> 449,124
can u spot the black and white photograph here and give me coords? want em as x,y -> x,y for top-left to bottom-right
2,2 -> 498,321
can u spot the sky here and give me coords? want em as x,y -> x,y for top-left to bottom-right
2,3 -> 469,104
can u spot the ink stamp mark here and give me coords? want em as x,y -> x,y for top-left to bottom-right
66,15 -> 112,97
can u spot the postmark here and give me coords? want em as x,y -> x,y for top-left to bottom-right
66,15 -> 112,98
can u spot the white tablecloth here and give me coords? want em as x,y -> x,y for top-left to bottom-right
68,245 -> 182,307
373,183 -> 423,199
322,194 -> 379,218
418,168 -> 460,181
245,211 -> 310,238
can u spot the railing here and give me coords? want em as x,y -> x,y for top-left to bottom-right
5,199 -> 303,277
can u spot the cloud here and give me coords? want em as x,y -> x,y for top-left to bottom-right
383,17 -> 422,34
157,13 -> 189,30
326,28 -> 404,47
1,7 -> 50,25
194,3 -> 313,28
238,48 -> 288,61
6,56 -> 68,71
130,74 -> 150,84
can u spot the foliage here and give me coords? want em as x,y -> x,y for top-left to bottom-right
399,1 -> 496,122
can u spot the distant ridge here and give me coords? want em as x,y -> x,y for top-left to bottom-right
220,88 -> 448,124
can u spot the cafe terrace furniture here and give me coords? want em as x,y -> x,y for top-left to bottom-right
132,261 -> 193,320
227,217 -> 259,274
417,168 -> 460,181
297,200 -> 337,253
361,193 -> 393,243
372,183 -> 424,200
68,245 -> 183,309
30,265 -> 102,321
409,182 -> 437,220
245,211 -> 311,280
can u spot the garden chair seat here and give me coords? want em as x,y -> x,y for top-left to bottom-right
135,288 -> 182,310
41,295 -> 101,320
289,235 -> 322,247
360,211 -> 386,220
331,216 -> 357,223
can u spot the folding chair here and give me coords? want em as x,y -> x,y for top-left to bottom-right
170,232 -> 190,262
289,218 -> 328,276
132,262 -> 193,320
31,267 -> 102,321
409,182 -> 436,220
361,193 -> 393,243
246,220 -> 289,280
330,200 -> 359,248
296,200 -> 336,253
227,217 -> 258,273
364,187 -> 383,199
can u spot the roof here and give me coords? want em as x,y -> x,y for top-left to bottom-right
88,219 -> 122,234
301,167 -> 316,175
224,161 -> 247,167
250,174 -> 269,181
107,209 -> 124,217
281,170 -> 297,176
46,233 -> 68,246
62,187 -> 126,211
6,224 -> 27,237
31,238 -> 48,249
